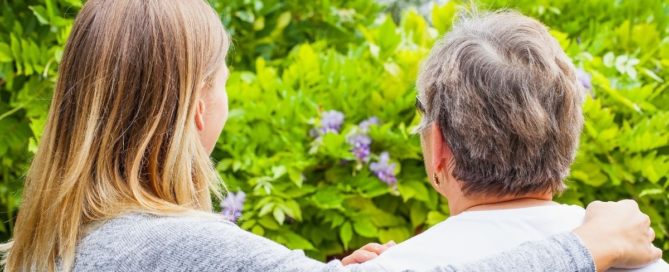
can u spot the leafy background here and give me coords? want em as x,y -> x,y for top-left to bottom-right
1,0 -> 668,262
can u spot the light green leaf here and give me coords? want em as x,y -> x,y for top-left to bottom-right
282,200 -> 302,221
276,12 -> 292,30
379,226 -> 411,243
353,218 -> 378,238
273,207 -> 285,225
278,232 -> 315,250
431,1 -> 456,34
340,222 -> 353,249
0,43 -> 12,62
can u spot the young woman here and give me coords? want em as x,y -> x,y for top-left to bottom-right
2,0 -> 661,271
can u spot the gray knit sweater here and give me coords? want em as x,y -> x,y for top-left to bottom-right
72,213 -> 596,271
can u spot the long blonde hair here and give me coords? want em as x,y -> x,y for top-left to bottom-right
3,0 -> 229,270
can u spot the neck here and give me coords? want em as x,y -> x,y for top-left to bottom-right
447,192 -> 553,216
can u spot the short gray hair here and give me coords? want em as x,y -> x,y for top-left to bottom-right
417,11 -> 584,197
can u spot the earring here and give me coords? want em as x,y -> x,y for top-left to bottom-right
433,173 -> 440,185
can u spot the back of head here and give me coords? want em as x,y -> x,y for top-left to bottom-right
4,0 -> 229,271
417,11 -> 584,197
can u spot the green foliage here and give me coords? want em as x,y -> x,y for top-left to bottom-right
209,0 -> 382,68
1,0 -> 668,262
221,0 -> 669,260
0,0 -> 78,238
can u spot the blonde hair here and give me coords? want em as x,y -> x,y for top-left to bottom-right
3,0 -> 229,271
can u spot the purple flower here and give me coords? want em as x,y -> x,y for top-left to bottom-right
320,110 -> 345,134
359,117 -> 379,133
576,68 -> 592,90
347,134 -> 372,162
221,191 -> 246,223
370,152 -> 397,186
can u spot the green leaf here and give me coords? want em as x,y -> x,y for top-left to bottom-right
253,16 -> 265,31
639,188 -> 664,198
353,217 -> 378,238
340,222 -> 353,249
258,202 -> 274,216
288,168 -> 305,186
278,231 -> 315,250
273,207 -> 285,225
409,201 -> 427,228
377,15 -> 400,53
258,216 -> 279,230
431,1 -> 456,34
379,226 -> 411,243
240,219 -> 256,230
29,6 -> 50,25
369,210 -> 405,227
398,180 -> 430,202
251,225 -> 265,236
0,43 -> 12,62
311,187 -> 345,210
235,10 -> 255,23
426,211 -> 447,226
275,12 -> 291,31
282,200 -> 302,221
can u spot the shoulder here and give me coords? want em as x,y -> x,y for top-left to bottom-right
365,217 -> 469,271
74,212 -> 257,271
367,204 -> 589,271
80,212 -> 240,248
74,212 -> 327,272
553,203 -> 586,214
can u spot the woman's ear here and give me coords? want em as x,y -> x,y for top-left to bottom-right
194,99 -> 206,132
429,123 -> 452,174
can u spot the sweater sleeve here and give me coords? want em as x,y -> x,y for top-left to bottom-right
194,222 -> 595,272
88,214 -> 594,272
184,222 -> 595,272
416,232 -> 596,272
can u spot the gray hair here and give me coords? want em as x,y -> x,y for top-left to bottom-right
417,11 -> 584,197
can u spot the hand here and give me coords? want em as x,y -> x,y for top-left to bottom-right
573,200 -> 662,271
341,241 -> 396,265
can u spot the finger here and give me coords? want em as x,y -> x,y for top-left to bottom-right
651,246 -> 663,262
615,245 -> 663,269
647,227 -> 656,242
635,246 -> 664,267
341,250 -> 360,265
586,200 -> 605,212
620,199 -> 639,209
587,200 -> 603,208
342,250 -> 377,265
341,255 -> 353,265
641,214 -> 651,227
361,243 -> 385,254
372,241 -> 396,254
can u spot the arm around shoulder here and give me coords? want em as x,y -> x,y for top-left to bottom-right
425,232 -> 595,272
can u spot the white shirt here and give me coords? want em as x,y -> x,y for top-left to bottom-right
367,204 -> 668,271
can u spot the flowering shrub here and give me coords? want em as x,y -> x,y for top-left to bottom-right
0,0 -> 668,262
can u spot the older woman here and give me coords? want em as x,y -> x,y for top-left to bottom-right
366,11 -> 667,272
